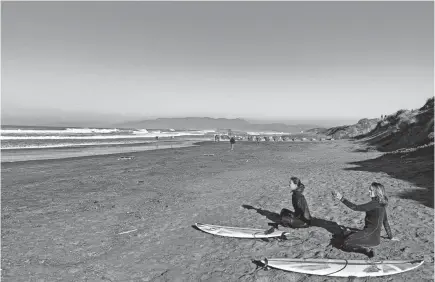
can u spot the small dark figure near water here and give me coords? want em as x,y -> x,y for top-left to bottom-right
230,137 -> 236,150
332,182 -> 398,258
279,177 -> 312,228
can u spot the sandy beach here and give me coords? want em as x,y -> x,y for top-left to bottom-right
1,140 -> 433,281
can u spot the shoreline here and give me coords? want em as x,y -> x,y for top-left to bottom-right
0,139 -> 321,163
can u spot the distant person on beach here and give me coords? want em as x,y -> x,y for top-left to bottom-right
230,137 -> 236,150
332,182 -> 398,258
279,177 -> 312,228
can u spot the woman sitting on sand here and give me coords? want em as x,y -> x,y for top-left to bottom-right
332,182 -> 398,258
279,177 -> 312,228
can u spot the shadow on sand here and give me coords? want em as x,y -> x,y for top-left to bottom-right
345,145 -> 434,208
242,204 -> 371,255
242,204 -> 281,224
242,204 -> 359,236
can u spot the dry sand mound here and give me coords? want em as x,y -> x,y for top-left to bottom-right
358,97 -> 434,152
349,97 -> 434,208
313,97 -> 434,146
325,118 -> 380,139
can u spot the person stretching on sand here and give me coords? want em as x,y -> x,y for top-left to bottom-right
230,136 -> 236,150
332,182 -> 399,258
279,177 -> 312,228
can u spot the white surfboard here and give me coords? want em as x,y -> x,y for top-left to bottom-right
195,223 -> 289,239
261,258 -> 424,277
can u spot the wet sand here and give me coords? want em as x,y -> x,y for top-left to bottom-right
1,141 -> 198,163
1,140 -> 433,281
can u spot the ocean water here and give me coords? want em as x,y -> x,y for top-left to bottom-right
1,125 -> 215,162
1,126 -> 215,149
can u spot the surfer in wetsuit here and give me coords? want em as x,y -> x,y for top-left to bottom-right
279,177 -> 312,228
332,182 -> 398,258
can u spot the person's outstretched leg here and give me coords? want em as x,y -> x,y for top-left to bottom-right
289,217 -> 310,228
280,208 -> 294,227
280,209 -> 310,228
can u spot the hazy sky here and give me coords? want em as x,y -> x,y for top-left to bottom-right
2,1 -> 434,122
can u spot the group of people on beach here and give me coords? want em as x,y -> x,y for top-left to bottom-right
214,134 -> 333,151
275,176 -> 398,258
214,134 -> 293,143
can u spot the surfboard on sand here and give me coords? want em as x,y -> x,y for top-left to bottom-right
195,223 -> 290,239
261,258 -> 424,277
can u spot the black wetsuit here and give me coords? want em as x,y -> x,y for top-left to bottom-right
280,189 -> 311,228
340,198 -> 393,255
230,137 -> 235,144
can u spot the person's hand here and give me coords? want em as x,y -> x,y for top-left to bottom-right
391,237 -> 400,241
331,190 -> 343,201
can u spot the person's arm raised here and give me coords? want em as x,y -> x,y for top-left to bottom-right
340,198 -> 379,212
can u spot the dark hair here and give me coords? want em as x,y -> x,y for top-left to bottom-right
371,182 -> 388,205
290,176 -> 305,192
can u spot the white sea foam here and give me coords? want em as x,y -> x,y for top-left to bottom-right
132,129 -> 149,134
65,128 -> 120,134
1,135 -> 139,140
1,128 -> 121,135
246,131 -> 289,135
201,129 -> 217,133
1,141 -> 154,150
1,130 -> 214,140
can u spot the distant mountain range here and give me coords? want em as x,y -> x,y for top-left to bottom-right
118,117 -> 320,133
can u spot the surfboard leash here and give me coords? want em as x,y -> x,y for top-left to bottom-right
325,259 -> 348,276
